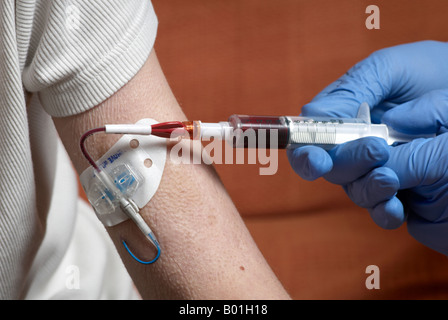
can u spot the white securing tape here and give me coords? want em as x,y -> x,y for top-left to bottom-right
80,119 -> 167,227
105,124 -> 152,135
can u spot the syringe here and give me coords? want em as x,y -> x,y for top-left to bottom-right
83,103 -> 426,265
104,103 -> 426,149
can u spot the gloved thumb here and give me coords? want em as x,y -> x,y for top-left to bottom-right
381,89 -> 448,135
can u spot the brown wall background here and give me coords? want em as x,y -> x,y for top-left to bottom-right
81,0 -> 448,299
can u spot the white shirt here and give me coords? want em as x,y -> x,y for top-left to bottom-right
0,0 -> 158,299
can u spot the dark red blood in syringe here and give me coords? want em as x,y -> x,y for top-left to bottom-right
228,115 -> 290,148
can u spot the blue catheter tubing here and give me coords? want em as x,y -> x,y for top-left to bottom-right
123,233 -> 161,265
118,196 -> 161,265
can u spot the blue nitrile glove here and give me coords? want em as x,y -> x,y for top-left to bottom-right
380,90 -> 448,255
287,40 -> 448,254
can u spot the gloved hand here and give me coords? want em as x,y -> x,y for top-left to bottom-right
380,90 -> 448,255
287,40 -> 448,254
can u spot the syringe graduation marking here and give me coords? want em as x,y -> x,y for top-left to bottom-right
289,120 -> 338,144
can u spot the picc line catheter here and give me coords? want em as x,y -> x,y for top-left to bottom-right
80,103 -> 427,265
102,102 -> 421,149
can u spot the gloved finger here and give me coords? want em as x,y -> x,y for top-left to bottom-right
381,89 -> 448,135
344,167 -> 399,208
368,196 -> 405,230
385,134 -> 448,190
369,100 -> 397,124
399,187 -> 448,225
287,146 -> 332,181
407,213 -> 448,255
323,137 -> 390,185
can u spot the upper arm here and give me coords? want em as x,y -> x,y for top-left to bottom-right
53,50 -> 289,299
22,0 -> 288,298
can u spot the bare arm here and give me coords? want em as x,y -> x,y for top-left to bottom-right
53,50 -> 289,299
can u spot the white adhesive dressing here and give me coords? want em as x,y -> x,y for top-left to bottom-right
80,119 -> 167,226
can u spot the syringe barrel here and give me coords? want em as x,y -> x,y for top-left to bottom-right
228,115 -> 290,148
227,114 -> 390,149
286,116 -> 389,148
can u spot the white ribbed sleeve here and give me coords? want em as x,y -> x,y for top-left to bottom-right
0,0 -> 157,299
22,0 -> 158,117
